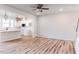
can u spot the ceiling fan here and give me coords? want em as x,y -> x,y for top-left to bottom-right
32,4 -> 49,12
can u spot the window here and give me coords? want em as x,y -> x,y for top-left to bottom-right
2,18 -> 10,27
10,19 -> 16,27
0,17 -> 16,28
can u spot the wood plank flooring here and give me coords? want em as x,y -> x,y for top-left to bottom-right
0,36 -> 75,54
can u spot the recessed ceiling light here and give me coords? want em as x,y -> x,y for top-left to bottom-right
59,8 -> 63,12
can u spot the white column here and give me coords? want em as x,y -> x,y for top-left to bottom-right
32,16 -> 38,37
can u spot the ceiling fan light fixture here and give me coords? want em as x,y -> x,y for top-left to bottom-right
36,12 -> 41,15
36,9 -> 40,12
33,4 -> 49,13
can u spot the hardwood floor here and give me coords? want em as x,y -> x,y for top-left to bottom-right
0,36 -> 75,54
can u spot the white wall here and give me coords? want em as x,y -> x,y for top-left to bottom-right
38,13 -> 79,41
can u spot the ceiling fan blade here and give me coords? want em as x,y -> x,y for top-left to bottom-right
32,8 -> 37,11
37,4 -> 43,9
41,8 -> 49,10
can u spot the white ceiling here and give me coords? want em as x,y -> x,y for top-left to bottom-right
5,4 -> 79,16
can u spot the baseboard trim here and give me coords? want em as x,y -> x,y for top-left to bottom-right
36,35 -> 74,42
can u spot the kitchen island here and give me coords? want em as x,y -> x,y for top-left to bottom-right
0,30 -> 21,42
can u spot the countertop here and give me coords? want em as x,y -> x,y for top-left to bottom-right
0,30 -> 20,33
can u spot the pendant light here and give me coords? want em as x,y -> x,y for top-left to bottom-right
4,10 -> 8,20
